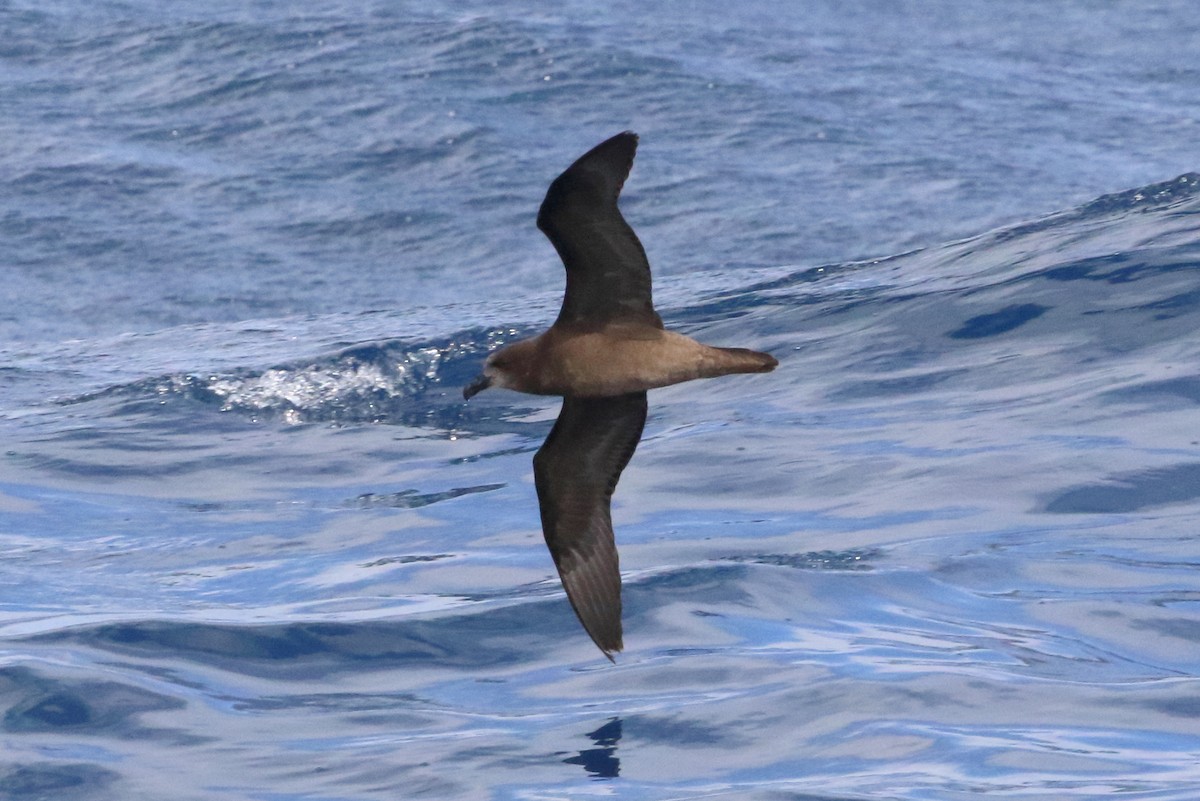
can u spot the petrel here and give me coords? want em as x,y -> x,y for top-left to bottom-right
464,132 -> 777,659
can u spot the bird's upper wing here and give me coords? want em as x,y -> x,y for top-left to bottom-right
536,132 -> 663,330
532,392 -> 648,658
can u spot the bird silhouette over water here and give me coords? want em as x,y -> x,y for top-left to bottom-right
464,132 -> 777,659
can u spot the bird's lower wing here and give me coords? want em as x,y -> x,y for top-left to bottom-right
532,392 -> 648,658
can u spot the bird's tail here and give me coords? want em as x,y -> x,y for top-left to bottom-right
707,347 -> 779,376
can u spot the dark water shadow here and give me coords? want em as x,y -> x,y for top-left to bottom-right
947,303 -> 1048,339
562,717 -> 621,779
1042,462 -> 1200,513
1041,248 -> 1200,287
826,367 -> 968,402
1101,376 -> 1200,406
0,763 -> 119,800
0,665 -> 188,741
22,584 -> 633,678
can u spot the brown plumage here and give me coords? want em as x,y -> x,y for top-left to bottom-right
464,132 -> 777,659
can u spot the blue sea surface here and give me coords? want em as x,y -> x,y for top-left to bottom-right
3,1 -> 1200,799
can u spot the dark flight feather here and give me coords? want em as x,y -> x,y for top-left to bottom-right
533,392 -> 648,657
536,132 -> 663,330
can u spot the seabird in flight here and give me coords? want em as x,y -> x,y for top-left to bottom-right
464,131 -> 777,659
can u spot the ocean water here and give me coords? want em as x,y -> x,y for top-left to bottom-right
2,1 -> 1200,799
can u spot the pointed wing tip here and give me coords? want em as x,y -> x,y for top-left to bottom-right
596,635 -> 623,662
562,571 -> 625,663
565,130 -> 640,173
612,130 -> 638,147
556,564 -> 625,664
577,609 -> 624,663
598,129 -> 639,169
536,132 -> 642,234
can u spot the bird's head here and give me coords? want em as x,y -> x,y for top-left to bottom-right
462,340 -> 535,400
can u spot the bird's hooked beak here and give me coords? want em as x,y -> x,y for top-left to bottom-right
463,373 -> 493,400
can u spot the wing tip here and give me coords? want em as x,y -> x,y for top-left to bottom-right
572,592 -> 624,663
594,632 -> 624,663
612,130 -> 639,148
561,130 -> 640,177
558,560 -> 624,662
536,131 -> 642,233
582,605 -> 623,654
595,130 -> 639,178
